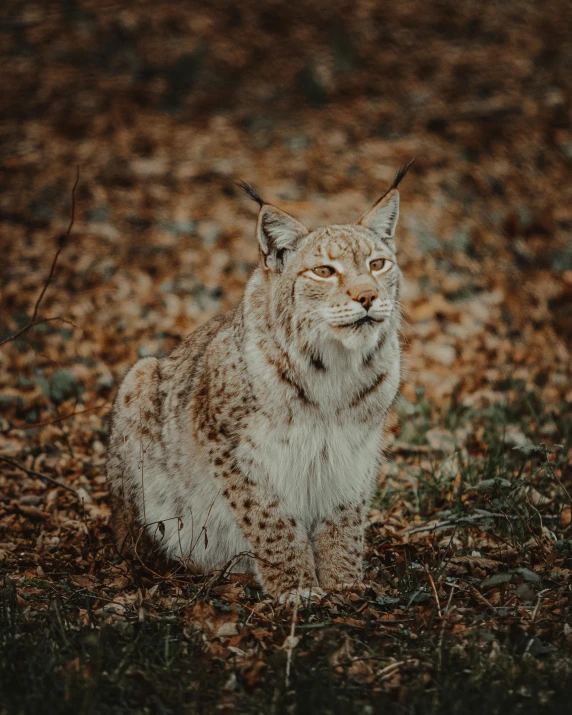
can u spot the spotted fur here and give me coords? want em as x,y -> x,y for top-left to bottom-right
107,171 -> 408,600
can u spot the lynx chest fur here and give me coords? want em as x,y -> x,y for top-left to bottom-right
107,166 -> 410,601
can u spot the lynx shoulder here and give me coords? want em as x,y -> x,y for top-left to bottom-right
107,165 -> 411,600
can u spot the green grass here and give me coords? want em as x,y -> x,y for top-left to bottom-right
1,391 -> 571,714
2,580 -> 572,715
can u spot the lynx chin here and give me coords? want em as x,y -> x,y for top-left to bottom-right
107,163 -> 411,602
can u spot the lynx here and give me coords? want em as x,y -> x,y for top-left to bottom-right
106,164 -> 411,602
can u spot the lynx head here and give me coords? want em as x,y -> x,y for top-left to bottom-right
241,163 -> 411,356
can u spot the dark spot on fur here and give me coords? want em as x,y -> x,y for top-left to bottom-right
349,370 -> 387,408
362,331 -> 388,367
309,353 -> 325,371
280,371 -> 311,404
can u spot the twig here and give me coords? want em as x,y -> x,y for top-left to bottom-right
406,512 -> 527,535
531,588 -> 549,624
378,659 -> 407,681
1,401 -> 109,433
285,577 -> 302,688
442,581 -> 457,615
0,167 -> 79,347
426,567 -> 442,618
0,454 -> 78,496
437,585 -> 457,671
199,549 -> 275,601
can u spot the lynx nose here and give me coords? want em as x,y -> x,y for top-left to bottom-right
349,284 -> 378,311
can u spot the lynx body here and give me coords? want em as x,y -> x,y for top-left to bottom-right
107,168 -> 409,600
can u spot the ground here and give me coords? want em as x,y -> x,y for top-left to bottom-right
1,1 -> 571,713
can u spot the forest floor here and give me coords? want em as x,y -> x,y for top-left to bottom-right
1,1 -> 571,713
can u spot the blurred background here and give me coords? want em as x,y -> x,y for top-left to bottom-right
0,0 -> 571,435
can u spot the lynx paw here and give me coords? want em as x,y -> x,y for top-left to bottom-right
278,586 -> 325,606
319,574 -> 365,594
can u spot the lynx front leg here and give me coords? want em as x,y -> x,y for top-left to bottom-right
314,501 -> 367,592
222,478 -> 320,601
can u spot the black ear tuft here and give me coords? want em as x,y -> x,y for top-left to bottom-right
390,158 -> 415,191
373,158 -> 415,205
237,179 -> 265,208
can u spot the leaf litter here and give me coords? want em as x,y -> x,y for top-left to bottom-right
0,0 -> 571,712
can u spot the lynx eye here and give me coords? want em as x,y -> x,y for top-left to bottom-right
370,258 -> 393,274
312,265 -> 336,278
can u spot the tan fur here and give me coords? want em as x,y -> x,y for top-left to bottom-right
107,172 -> 408,600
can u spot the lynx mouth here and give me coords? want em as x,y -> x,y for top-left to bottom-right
341,315 -> 382,328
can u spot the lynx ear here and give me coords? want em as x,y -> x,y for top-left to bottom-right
358,191 -> 400,242
357,160 -> 413,246
257,205 -> 308,272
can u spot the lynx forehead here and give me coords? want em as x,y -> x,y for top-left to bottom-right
107,163 -> 412,603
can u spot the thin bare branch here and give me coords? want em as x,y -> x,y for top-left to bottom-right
0,454 -> 78,496
0,166 -> 79,347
